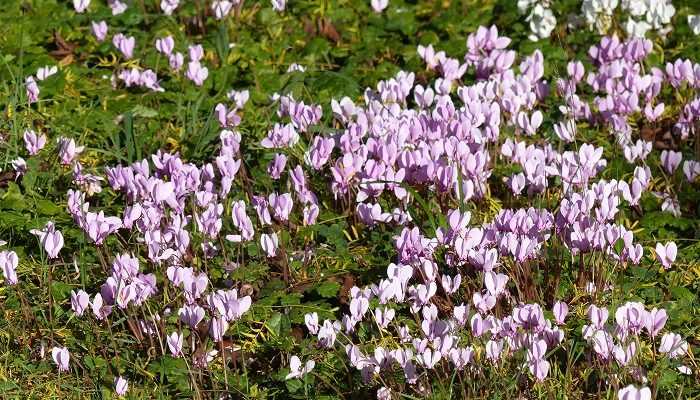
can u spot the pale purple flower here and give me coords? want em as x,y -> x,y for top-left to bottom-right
160,0 -> 180,15
71,289 -> 89,316
552,301 -> 568,325
186,61 -> 208,86
108,0 -> 127,15
179,304 -> 205,328
267,153 -> 287,179
114,376 -> 128,396
25,76 -> 39,104
371,0 -> 388,13
91,21 -> 108,42
169,52 -> 184,71
618,385 -> 651,400
645,308 -> 667,337
212,1 -> 233,19
51,346 -> 70,372
155,36 -> 175,56
113,33 -> 136,59
660,150 -> 682,175
11,158 -> 27,178
285,355 -> 315,380
188,44 -> 204,62
260,233 -> 278,257
30,222 -> 64,259
659,332 -> 688,358
57,137 -> 84,165
23,129 -> 47,155
227,89 -> 249,109
73,0 -> 90,13
0,250 -> 19,285
167,331 -> 183,357
655,241 -> 677,269
209,317 -> 228,342
304,312 -> 319,334
271,0 -> 286,12
36,66 -> 58,81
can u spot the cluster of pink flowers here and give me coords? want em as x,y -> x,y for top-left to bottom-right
7,0 -> 699,395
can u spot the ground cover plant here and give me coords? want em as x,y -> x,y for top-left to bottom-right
1,0 -> 700,399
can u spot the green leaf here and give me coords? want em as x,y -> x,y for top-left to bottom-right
315,281 -> 340,298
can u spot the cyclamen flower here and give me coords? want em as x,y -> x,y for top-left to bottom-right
25,76 -> 39,104
73,0 -> 90,13
260,233 -> 279,257
57,137 -> 84,165
160,0 -> 179,15
108,0 -> 127,15
271,0 -> 286,12
91,21 -> 108,42
212,1 -> 233,20
23,129 -> 47,155
36,66 -> 58,81
186,61 -> 208,86
167,331 -> 183,357
0,250 -> 19,285
618,385 -> 651,400
285,355 -> 315,380
70,289 -> 89,316
552,301 -> 569,325
114,376 -> 128,397
51,346 -> 70,372
30,222 -> 64,259
659,332 -> 688,358
169,52 -> 184,71
155,36 -> 175,55
112,34 -> 135,59
370,0 -> 388,13
655,241 -> 677,269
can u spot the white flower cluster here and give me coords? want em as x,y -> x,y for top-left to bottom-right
582,0 -> 675,38
518,0 -> 557,41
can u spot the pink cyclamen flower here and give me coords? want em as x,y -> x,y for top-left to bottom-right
617,385 -> 651,400
30,222 -> 64,259
73,0 -> 90,13
114,376 -> 128,396
188,44 -> 204,62
167,331 -> 183,357
23,129 -> 47,155
660,150 -> 682,175
57,137 -> 85,165
155,36 -> 175,55
11,158 -> 27,178
70,289 -> 90,316
655,241 -> 677,269
51,346 -> 70,372
25,76 -> 39,104
91,21 -> 108,42
552,301 -> 569,325
160,0 -> 179,15
36,66 -> 58,81
169,52 -> 184,72
0,250 -> 19,285
260,233 -> 279,257
108,0 -> 127,15
371,0 -> 388,13
271,0 -> 286,12
186,61 -> 208,86
212,1 -> 233,19
285,355 -> 315,380
112,33 -> 135,59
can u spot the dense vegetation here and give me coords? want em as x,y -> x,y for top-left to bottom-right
1,0 -> 699,398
